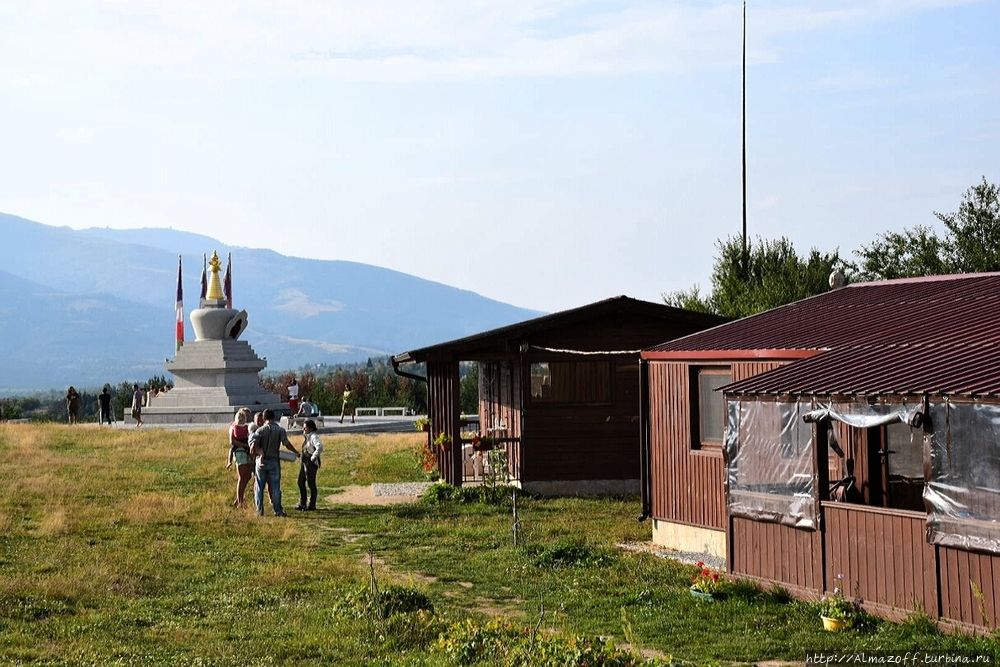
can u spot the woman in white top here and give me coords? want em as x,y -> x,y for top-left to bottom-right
295,419 -> 324,511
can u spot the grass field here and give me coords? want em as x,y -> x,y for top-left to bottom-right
0,423 -> 996,666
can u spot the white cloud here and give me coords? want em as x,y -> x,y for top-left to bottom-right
0,1 -> 983,86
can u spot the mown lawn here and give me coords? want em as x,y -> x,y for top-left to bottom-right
0,423 -> 996,666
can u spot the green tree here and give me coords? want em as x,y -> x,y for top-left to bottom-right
459,362 -> 479,415
855,177 -> 1000,280
664,236 -> 844,318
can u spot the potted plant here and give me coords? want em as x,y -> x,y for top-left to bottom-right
433,432 -> 452,450
414,440 -> 438,476
471,433 -> 497,452
689,562 -> 724,601
414,417 -> 431,432
817,575 -> 856,630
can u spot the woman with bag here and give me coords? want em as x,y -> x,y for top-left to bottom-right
295,419 -> 324,511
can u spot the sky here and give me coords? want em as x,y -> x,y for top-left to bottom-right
1,1 -> 998,313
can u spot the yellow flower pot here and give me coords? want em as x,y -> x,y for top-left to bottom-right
821,616 -> 848,631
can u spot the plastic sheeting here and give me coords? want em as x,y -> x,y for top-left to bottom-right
727,399 -> 817,529
803,402 -> 923,430
925,401 -> 1000,554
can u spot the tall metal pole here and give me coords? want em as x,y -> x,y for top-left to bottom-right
742,0 -> 747,265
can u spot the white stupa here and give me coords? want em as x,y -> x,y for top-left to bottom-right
142,251 -> 286,425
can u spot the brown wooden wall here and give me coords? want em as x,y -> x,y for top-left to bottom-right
731,516 -> 824,590
648,360 -> 787,530
479,359 -> 522,481
823,503 -> 937,615
939,545 -> 1000,628
734,501 -> 1000,629
520,358 -> 641,481
427,361 -> 461,485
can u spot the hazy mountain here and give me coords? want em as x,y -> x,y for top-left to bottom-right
1,213 -> 542,393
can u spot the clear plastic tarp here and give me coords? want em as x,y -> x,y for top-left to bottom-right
727,399 -> 817,529
925,401 -> 1000,554
803,402 -> 923,430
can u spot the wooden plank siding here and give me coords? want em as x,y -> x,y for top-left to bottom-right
647,359 -> 787,531
822,503 -> 937,617
939,546 -> 1000,628
521,359 -> 641,481
648,361 -> 725,529
731,516 -> 823,591
479,360 -> 523,482
427,361 -> 461,485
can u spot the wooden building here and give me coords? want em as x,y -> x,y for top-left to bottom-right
392,296 -> 727,494
640,273 -> 1000,630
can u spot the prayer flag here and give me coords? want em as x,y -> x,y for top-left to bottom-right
224,252 -> 232,309
200,254 -> 207,300
175,256 -> 184,352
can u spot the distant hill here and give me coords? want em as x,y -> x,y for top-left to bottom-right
0,213 -> 542,393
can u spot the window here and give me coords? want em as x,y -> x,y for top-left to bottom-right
926,401 -> 1000,554
529,361 -> 612,404
884,422 -> 926,512
693,368 -> 732,448
727,399 -> 817,529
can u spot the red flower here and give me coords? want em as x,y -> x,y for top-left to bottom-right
696,561 -> 705,568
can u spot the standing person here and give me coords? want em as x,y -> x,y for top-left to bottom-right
339,383 -> 354,424
295,419 -> 324,511
66,387 -> 81,425
248,409 -> 298,517
98,386 -> 113,426
249,410 -> 274,507
287,377 -> 299,417
131,384 -> 144,428
226,408 -> 252,508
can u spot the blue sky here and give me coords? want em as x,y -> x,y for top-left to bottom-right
1,1 -> 997,312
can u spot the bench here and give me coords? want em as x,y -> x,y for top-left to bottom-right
285,411 -> 325,430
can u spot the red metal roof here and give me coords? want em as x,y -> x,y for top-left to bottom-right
642,273 -> 1000,397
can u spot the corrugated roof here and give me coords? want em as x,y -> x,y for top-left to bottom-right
394,295 -> 729,363
642,273 -> 1000,397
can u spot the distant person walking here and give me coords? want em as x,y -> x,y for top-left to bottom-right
66,386 -> 81,425
131,384 -> 144,428
98,386 -> 114,426
287,377 -> 299,417
295,419 -> 323,511
339,383 -> 354,424
248,409 -> 298,517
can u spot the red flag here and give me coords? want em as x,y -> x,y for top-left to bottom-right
175,256 -> 184,352
224,253 -> 232,309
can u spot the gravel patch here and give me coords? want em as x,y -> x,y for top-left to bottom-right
618,542 -> 726,570
371,481 -> 435,497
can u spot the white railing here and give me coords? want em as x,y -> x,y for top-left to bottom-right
354,407 -> 410,417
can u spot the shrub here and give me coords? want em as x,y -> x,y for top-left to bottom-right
529,538 -> 614,568
434,617 -> 671,666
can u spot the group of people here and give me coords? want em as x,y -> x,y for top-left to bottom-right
286,376 -> 356,425
63,385 -> 134,426
226,407 -> 323,516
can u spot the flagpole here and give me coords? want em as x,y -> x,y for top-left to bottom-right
741,0 -> 748,268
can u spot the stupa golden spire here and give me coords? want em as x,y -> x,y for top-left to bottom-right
207,251 -> 225,301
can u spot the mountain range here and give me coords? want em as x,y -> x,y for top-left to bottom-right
0,213 -> 542,394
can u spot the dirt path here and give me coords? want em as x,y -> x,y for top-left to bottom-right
326,484 -> 425,506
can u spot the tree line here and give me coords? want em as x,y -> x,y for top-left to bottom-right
666,177 -> 1000,318
0,357 -> 480,424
